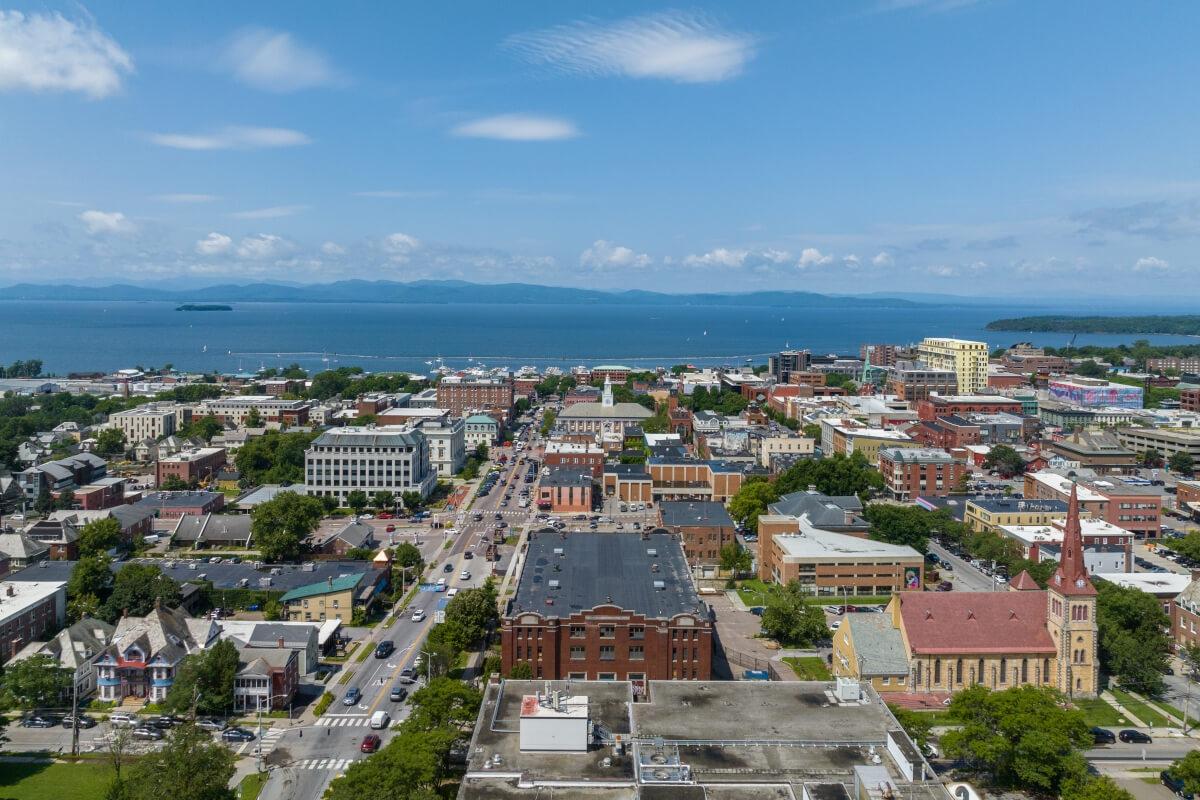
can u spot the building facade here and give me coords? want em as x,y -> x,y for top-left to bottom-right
436,377 -> 514,422
657,501 -> 736,574
879,447 -> 966,500
155,447 -> 227,486
304,425 -> 437,505
916,337 -> 989,394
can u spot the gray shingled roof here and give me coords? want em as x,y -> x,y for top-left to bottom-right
511,531 -> 705,621
845,613 -> 909,676
658,501 -> 733,529
768,491 -> 866,531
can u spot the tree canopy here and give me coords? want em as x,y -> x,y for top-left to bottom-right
726,477 -> 779,533
982,444 -> 1026,478
78,517 -> 122,557
1,654 -> 72,708
250,490 -> 324,562
759,582 -> 829,646
863,504 -> 935,553
1096,578 -> 1171,695
102,564 -> 181,623
233,430 -> 317,486
116,723 -> 235,800
95,427 -> 127,455
163,639 -> 240,716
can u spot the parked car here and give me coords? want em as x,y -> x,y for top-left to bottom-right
21,714 -> 59,728
360,734 -> 382,753
132,726 -> 164,741
412,608 -> 426,622
375,641 -> 396,659
460,570 -> 471,581
398,667 -> 417,684
443,563 -> 454,573
220,727 -> 255,743
150,714 -> 183,729
1161,769 -> 1194,798
389,685 -> 409,702
1119,729 -> 1152,743
343,687 -> 363,706
62,714 -> 97,729
1091,727 -> 1116,744
463,550 -> 474,559
196,717 -> 227,732
108,712 -> 137,728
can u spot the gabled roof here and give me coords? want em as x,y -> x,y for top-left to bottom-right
845,613 -> 909,676
1009,570 -> 1041,591
897,591 -> 1055,655
103,605 -> 215,666
0,532 -> 49,560
332,521 -> 375,549
14,617 -> 114,670
280,572 -> 367,602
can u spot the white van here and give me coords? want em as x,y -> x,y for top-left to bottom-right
370,710 -> 390,730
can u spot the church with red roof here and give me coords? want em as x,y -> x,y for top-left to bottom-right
832,484 -> 1099,698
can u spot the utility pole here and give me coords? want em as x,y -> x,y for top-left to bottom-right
70,678 -> 80,756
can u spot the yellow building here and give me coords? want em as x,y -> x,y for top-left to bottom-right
917,337 -> 989,394
963,497 -> 1086,533
832,486 -> 1099,698
280,571 -> 381,624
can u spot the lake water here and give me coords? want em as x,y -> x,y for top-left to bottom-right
0,300 -> 1192,376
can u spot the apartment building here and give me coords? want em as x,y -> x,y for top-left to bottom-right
657,501 -> 736,574
1183,388 -> 1200,413
0,581 -> 66,663
886,363 -> 958,402
502,531 -> 712,683
767,350 -> 811,383
916,337 -> 989,394
543,440 -> 605,478
201,396 -> 311,426
304,425 -> 438,505
1023,471 -> 1161,539
436,376 -> 514,423
879,447 -> 966,500
1147,357 -> 1200,374
109,404 -> 182,442
155,447 -> 227,486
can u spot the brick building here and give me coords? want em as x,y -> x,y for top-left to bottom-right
436,377 -> 514,423
590,365 -> 632,384
155,447 -> 227,487
879,447 -> 966,500
916,395 -> 1024,421
543,441 -> 605,479
1023,471 -> 1161,539
134,490 -> 226,519
1183,388 -> 1200,413
501,531 -> 712,685
537,467 -> 594,513
201,396 -> 311,426
0,580 -> 67,663
656,501 -> 735,574
886,363 -> 958,402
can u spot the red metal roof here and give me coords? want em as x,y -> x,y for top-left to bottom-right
898,591 -> 1056,654
1009,570 -> 1041,591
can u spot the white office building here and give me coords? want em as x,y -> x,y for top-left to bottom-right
304,425 -> 438,505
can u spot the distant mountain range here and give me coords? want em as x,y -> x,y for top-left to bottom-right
0,280 -> 932,308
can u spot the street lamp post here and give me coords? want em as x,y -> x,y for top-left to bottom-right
255,690 -> 293,773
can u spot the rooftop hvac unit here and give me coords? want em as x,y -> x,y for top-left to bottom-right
653,580 -> 666,590
647,549 -> 658,557
553,547 -> 565,556
548,579 -> 560,589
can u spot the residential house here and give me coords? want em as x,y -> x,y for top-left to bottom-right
10,617 -> 114,697
280,571 -> 387,624
234,646 -> 299,712
95,603 -> 219,703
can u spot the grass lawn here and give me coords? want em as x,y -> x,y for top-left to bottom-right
782,656 -> 831,680
0,761 -> 114,800
734,580 -> 892,610
1110,688 -> 1171,727
1073,697 -> 1127,727
237,771 -> 268,800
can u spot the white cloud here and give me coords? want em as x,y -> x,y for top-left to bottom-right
842,254 -> 861,267
760,249 -> 792,264
580,240 -> 650,270
0,11 -> 133,99
222,28 -> 337,92
236,234 -> 291,260
78,210 -> 134,235
505,11 -> 755,84
230,205 -> 307,220
321,241 -> 345,256
925,264 -> 958,277
451,114 -> 579,142
797,247 -> 833,268
871,251 -> 894,267
684,248 -> 748,268
382,232 -> 422,262
155,193 -> 218,203
147,126 -> 311,151
195,232 -> 232,256
1133,255 -> 1169,273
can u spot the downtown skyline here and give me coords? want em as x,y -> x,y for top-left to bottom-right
1,1 -> 1198,295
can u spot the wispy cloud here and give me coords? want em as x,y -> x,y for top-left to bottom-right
0,10 -> 133,99
1073,200 -> 1200,241
1133,255 -> 1170,273
235,234 -> 292,260
872,251 -> 894,267
451,114 -> 579,142
683,247 -> 790,269
154,193 -> 218,204
221,27 -> 338,92
382,232 -> 422,262
147,126 -> 311,151
230,205 -> 308,220
353,190 -> 444,199
505,11 -> 756,84
580,240 -> 650,270
79,209 -> 134,235
195,232 -> 232,256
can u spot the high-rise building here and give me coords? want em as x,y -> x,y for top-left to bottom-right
916,337 -> 989,394
767,350 -> 810,383
304,425 -> 437,505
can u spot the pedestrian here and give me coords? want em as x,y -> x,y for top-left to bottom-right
299,730 -> 303,738
327,728 -> 330,736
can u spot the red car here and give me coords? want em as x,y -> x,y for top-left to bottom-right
360,734 -> 382,753
385,524 -> 396,533
378,513 -> 392,520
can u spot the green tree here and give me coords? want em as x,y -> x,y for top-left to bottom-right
863,504 -> 933,553
307,369 -> 354,400
540,410 -> 556,436
443,581 -> 499,648
1074,359 -> 1106,378
887,704 -> 933,750
79,517 -> 122,557
34,488 -> 55,516
120,722 -> 235,800
95,428 -> 127,455
406,677 -> 483,732
159,475 -> 190,491
372,491 -> 395,512
1,653 -> 71,708
180,414 -> 224,443
244,406 -> 262,427
726,477 -> 780,534
401,491 -> 423,512
1170,451 -> 1195,476
163,639 -> 240,716
68,593 -> 102,623
1169,750 -> 1200,795
324,725 -> 458,800
102,564 -> 181,623
346,490 -> 369,515
1061,775 -> 1135,800
508,662 -> 533,679
774,451 -> 884,498
941,685 -> 1090,794
1139,448 -> 1165,468
233,430 -> 317,486
982,444 -> 1026,478
759,582 -> 829,646
250,491 -> 324,562
474,442 -> 489,461
262,598 -> 283,621
1096,578 -> 1171,695
56,488 -> 76,510
392,542 -> 424,571
802,423 -> 821,440
68,555 -> 114,600
719,542 -> 752,575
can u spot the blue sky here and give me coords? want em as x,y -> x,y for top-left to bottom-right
1,1 -> 1198,295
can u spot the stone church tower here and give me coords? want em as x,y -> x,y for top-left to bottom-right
1046,484 -> 1099,697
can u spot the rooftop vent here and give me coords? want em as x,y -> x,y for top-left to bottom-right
653,580 -> 666,590
553,547 -> 565,556
647,548 -> 658,557
548,579 -> 560,589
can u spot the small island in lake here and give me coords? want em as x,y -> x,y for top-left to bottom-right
176,304 -> 233,311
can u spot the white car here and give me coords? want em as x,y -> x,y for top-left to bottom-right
411,609 -> 426,622
446,588 -> 459,598
460,570 -> 471,581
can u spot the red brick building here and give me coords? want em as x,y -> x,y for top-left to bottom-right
1024,472 -> 1161,539
502,531 -> 712,685
536,467 -> 594,513
657,501 -> 736,573
906,417 -> 982,449
436,377 -> 514,422
543,441 -> 605,479
1183,388 -> 1200,413
916,395 -> 1024,421
591,365 -> 632,384
879,447 -> 967,500
155,447 -> 227,487
134,491 -> 226,519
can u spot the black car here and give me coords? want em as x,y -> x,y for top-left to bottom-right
463,550 -> 474,559
389,685 -> 409,702
443,563 -> 454,573
375,640 -> 396,659
1090,726 -> 1116,744
151,714 -> 183,729
1118,729 -> 1152,743
62,714 -> 98,729
131,726 -> 164,741
1162,770 -> 1195,799
21,714 -> 59,728
221,727 -> 255,743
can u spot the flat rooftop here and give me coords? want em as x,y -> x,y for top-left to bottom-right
658,501 -> 733,529
510,531 -> 704,621
776,530 -> 922,562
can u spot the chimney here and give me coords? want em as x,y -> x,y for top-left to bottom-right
327,576 -> 333,587
277,636 -> 285,649
4,585 -> 12,597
